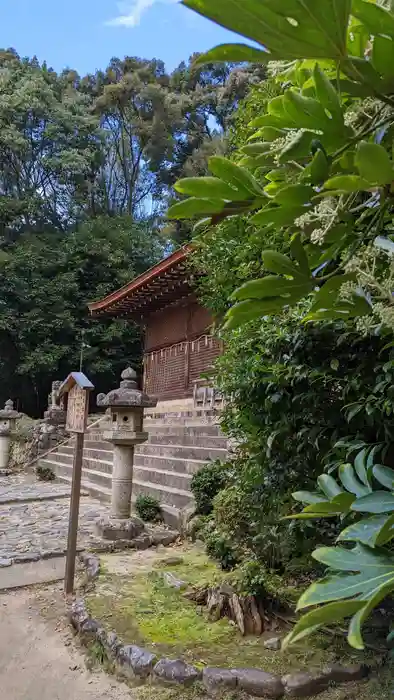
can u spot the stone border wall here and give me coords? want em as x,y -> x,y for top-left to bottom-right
68,554 -> 369,699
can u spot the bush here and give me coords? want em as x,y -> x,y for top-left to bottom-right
204,528 -> 239,571
190,460 -> 229,515
135,494 -> 162,522
36,464 -> 55,481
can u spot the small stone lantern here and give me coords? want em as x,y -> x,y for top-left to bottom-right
0,400 -> 20,471
95,367 -> 157,540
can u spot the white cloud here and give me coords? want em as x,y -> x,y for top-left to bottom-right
106,0 -> 178,28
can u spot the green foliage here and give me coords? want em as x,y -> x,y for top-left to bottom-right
36,464 -> 55,482
190,460 -> 229,515
204,527 -> 239,572
286,452 -> 394,650
135,494 -> 162,522
172,0 -> 394,330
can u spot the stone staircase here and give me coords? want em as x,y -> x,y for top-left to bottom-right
37,410 -> 227,526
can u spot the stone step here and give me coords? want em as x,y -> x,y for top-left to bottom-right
133,465 -> 192,491
43,452 -> 114,474
144,415 -> 221,426
133,452 -> 206,476
51,467 -> 112,504
135,442 -> 226,461
145,433 -> 227,449
81,440 -> 114,452
132,479 -> 193,509
144,424 -> 223,437
55,462 -> 112,490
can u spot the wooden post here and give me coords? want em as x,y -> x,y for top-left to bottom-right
58,372 -> 94,596
64,431 -> 84,595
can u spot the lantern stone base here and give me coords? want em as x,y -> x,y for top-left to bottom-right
95,515 -> 145,541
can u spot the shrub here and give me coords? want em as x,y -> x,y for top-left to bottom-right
36,464 -> 55,481
190,460 -> 229,515
135,494 -> 162,522
204,528 -> 239,571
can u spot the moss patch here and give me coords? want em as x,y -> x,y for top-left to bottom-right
85,545 -> 383,679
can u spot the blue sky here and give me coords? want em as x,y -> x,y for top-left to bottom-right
0,0 -> 237,75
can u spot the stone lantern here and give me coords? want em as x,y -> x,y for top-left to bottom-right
0,399 -> 20,470
95,367 -> 157,540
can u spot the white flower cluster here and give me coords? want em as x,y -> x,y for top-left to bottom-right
310,228 -> 325,245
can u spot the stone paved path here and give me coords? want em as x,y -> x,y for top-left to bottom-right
0,473 -> 108,566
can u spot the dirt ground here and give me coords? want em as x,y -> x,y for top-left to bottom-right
0,582 -> 133,700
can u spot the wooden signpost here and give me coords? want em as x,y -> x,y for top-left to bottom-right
59,372 -> 94,595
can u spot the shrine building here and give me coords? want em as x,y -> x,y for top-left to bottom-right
88,245 -> 222,407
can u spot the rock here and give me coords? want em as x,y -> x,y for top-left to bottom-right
96,629 -> 122,659
203,668 -> 237,696
160,556 -> 184,566
322,664 -> 368,684
13,552 -> 40,563
150,529 -> 178,546
234,669 -> 284,698
163,571 -> 187,590
79,553 -> 100,579
264,637 -> 282,651
117,645 -> 157,679
282,672 -> 329,697
80,617 -> 100,642
0,557 -> 12,568
153,658 -> 201,685
95,516 -> 145,541
132,533 -> 153,550
69,600 -> 89,631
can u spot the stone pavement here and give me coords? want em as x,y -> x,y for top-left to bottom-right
0,472 -> 108,566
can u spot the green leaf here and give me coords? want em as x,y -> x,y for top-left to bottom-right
167,198 -> 225,219
278,130 -> 315,163
182,0 -> 351,61
290,233 -> 310,276
352,491 -> 394,514
242,142 -> 272,156
283,92 -> 333,131
261,250 -> 306,278
317,474 -> 343,499
354,448 -> 370,487
309,149 -> 330,185
224,298 -> 285,330
313,63 -> 343,122
372,35 -> 394,79
231,276 -> 313,302
174,177 -> 250,201
355,141 -> 394,186
324,175 -> 372,192
283,601 -> 364,648
273,184 -> 313,206
252,205 -> 307,227
352,0 -> 394,40
339,463 -> 371,497
209,156 -> 264,197
293,491 -> 329,505
338,513 -> 394,547
373,465 -> 394,491
348,577 -> 394,650
193,43 -> 271,65
303,501 -> 347,515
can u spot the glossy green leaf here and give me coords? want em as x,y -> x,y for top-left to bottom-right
261,250 -> 306,278
309,149 -> 330,185
338,513 -> 394,547
283,91 -> 333,131
352,491 -> 394,514
355,141 -> 394,186
313,63 -> 343,121
292,491 -> 329,505
242,142 -> 272,156
193,43 -> 271,65
303,501 -> 346,515
339,463 -> 371,497
224,298 -> 286,330
348,577 -> 394,649
373,465 -> 394,490
231,276 -> 313,302
352,0 -> 394,40
183,0 -> 351,61
273,184 -> 313,207
324,175 -> 372,192
167,197 -> 225,219
354,448 -> 370,487
251,205 -> 306,227
290,233 -> 310,276
209,156 -> 264,197
283,601 -> 364,648
278,130 -> 315,163
175,177 -> 249,201
317,474 -> 343,499
372,35 -> 394,79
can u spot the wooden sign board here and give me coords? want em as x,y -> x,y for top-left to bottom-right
66,383 -> 89,434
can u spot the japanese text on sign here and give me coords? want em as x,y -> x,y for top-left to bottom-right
66,384 -> 88,433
